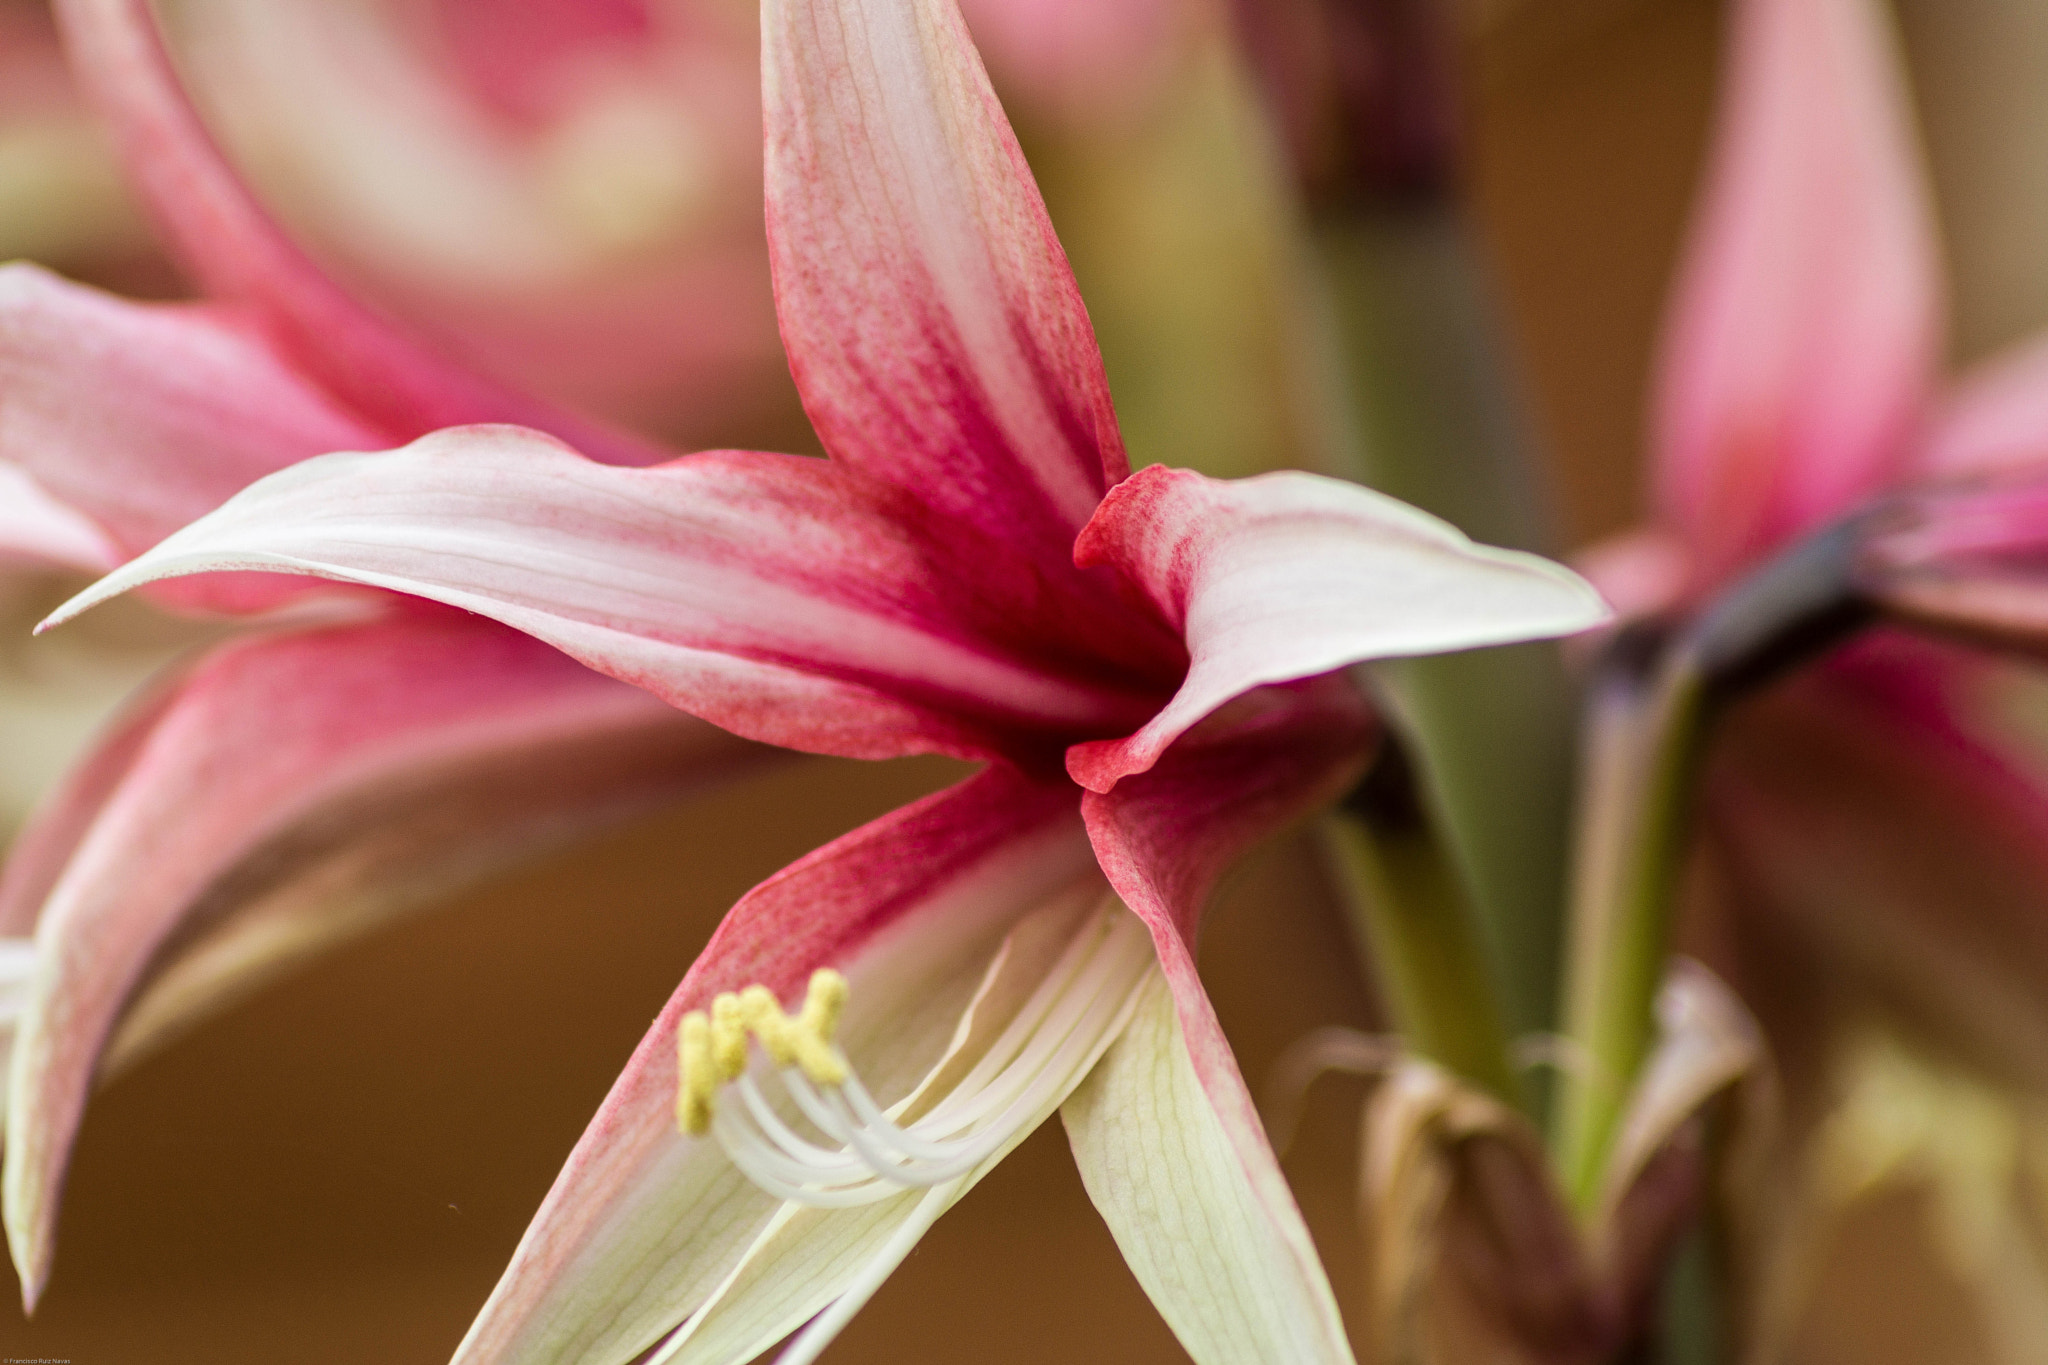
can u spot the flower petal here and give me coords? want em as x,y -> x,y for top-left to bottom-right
0,661 -> 192,946
450,765 -> 1098,1365
1357,1060 -> 1601,1362
0,466 -> 118,573
49,0 -> 666,465
1072,678 -> 1373,1362
1920,332 -> 2048,479
1854,468 -> 2048,654
0,264 -> 373,556
1356,968 -> 1771,1363
45,426 -> 1172,763
1064,970 -> 1356,1364
649,894 -> 1153,1365
1651,0 -> 1941,582
1067,465 -> 1605,791
1708,637 -> 2048,1096
1598,961 -> 1780,1352
167,0 -> 783,438
1573,527 -> 1694,625
763,0 -> 1126,563
1,611 -> 766,1306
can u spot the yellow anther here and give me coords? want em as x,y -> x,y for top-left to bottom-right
675,974 -> 858,1133
740,985 -> 798,1067
799,969 -> 848,1042
791,969 -> 849,1084
710,992 -> 748,1082
677,1010 -> 715,1136
791,1030 -> 847,1086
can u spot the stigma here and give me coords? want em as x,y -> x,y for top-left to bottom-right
674,902 -> 1154,1208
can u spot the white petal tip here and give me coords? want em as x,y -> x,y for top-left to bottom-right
35,584 -> 114,634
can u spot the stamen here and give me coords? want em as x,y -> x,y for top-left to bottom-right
676,1012 -> 715,1135
710,992 -> 747,1081
739,985 -> 797,1066
672,904 -> 1154,1207
791,970 -> 848,1085
0,938 -> 36,1031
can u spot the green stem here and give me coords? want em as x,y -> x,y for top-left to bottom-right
1311,209 -> 1581,1044
1321,748 -> 1523,1109
1551,524 -> 1878,1212
1552,640 -> 1709,1211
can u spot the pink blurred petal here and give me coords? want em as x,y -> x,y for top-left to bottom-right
1708,635 -> 2048,1095
764,0 -> 1126,566
427,0 -> 655,125
0,467 -> 118,573
956,0 -> 1186,126
452,764 -> 1097,1365
0,262 -> 390,612
177,0 -> 780,440
1077,681 -> 1374,1359
1652,0 -> 1942,582
0,667 -> 191,941
50,426 -> 1175,764
1573,527 -> 1694,624
0,264 -> 372,557
1067,465 -> 1605,790
49,0 -> 668,465
1920,331 -> 2048,479
1857,471 -> 2048,654
0,611 -> 766,1306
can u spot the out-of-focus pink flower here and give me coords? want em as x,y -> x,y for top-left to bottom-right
956,0 -> 1189,128
155,0 -> 790,443
1585,0 -> 2048,1098
54,0 -> 1606,1358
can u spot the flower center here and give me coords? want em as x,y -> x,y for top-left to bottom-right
674,902 -> 1154,1208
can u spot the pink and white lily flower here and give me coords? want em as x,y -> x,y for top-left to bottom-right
43,0 -> 1606,1358
1583,0 -> 2048,1093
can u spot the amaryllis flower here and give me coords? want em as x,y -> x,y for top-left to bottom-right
46,0 -> 1607,1357
151,0 -> 789,443
0,0 -> 789,1308
1579,0 -> 2048,1110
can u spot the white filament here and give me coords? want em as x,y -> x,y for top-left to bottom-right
0,937 -> 37,1026
711,905 -> 1154,1209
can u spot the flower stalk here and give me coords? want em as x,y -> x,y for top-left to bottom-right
1553,631 -> 1710,1211
1322,737 -> 1523,1110
1555,522 -> 1876,1211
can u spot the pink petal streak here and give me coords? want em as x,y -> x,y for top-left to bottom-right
48,426 -> 1175,764
764,0 -> 1127,566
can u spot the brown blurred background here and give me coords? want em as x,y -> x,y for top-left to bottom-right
2,0 -> 2045,1360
